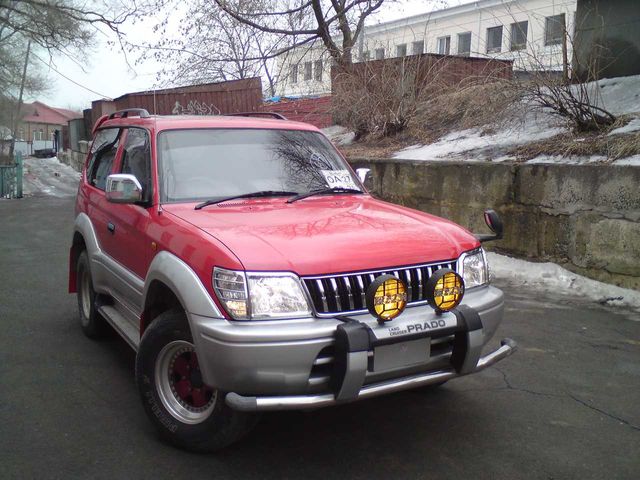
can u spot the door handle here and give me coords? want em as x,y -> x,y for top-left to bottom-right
107,222 -> 116,234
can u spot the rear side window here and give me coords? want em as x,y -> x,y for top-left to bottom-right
120,128 -> 152,202
87,128 -> 120,191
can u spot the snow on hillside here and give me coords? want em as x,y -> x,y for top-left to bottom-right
393,116 -> 565,162
392,74 -> 640,164
592,75 -> 640,115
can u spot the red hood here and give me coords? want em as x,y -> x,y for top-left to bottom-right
162,195 -> 479,276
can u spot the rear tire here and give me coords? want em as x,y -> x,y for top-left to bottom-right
76,251 -> 109,338
136,310 -> 257,452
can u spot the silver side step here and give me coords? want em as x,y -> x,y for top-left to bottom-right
97,305 -> 139,350
226,338 -> 518,412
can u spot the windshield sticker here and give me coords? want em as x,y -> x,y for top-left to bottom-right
321,170 -> 358,190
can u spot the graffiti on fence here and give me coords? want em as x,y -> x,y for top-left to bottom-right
171,100 -> 220,116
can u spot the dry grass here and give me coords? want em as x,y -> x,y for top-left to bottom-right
340,133 -> 413,159
407,80 -> 519,144
339,79 -> 520,158
509,117 -> 639,162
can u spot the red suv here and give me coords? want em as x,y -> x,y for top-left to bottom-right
70,108 -> 516,452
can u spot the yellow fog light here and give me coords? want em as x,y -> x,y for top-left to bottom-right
366,274 -> 408,323
426,269 -> 465,312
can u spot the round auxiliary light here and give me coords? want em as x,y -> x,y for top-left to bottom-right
426,268 -> 465,312
366,274 -> 408,323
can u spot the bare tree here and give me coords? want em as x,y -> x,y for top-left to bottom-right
131,0 -> 295,97
499,11 -> 618,132
0,0 -> 155,157
0,1 -> 153,59
215,0 -> 388,67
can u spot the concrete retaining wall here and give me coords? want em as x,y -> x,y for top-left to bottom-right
58,147 -> 86,173
349,159 -> 640,290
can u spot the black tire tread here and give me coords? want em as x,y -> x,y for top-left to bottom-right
76,251 -> 110,339
135,310 -> 257,452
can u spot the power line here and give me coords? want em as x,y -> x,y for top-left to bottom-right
31,52 -> 113,100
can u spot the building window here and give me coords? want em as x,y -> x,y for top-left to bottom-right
437,36 -> 451,55
486,26 -> 503,53
396,44 -> 407,57
375,48 -> 385,60
361,50 -> 371,61
457,32 -> 471,55
412,40 -> 424,55
291,64 -> 298,84
314,60 -> 323,81
545,14 -> 566,46
304,61 -> 312,81
510,21 -> 528,51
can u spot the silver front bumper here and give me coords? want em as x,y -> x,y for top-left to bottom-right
226,338 -> 517,412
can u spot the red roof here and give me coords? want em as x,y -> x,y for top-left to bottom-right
21,101 -> 82,126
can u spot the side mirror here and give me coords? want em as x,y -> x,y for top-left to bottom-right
475,209 -> 503,242
106,174 -> 143,204
355,167 -> 372,190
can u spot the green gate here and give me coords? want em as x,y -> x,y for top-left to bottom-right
0,152 -> 23,199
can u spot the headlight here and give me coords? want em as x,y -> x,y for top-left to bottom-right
213,267 -> 311,320
460,249 -> 488,288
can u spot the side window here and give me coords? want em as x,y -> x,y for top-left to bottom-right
120,128 -> 152,202
87,128 -> 120,191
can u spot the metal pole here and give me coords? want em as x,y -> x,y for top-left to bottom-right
16,151 -> 23,198
562,28 -> 569,84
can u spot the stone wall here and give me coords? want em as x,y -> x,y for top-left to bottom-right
58,141 -> 88,172
349,159 -> 640,290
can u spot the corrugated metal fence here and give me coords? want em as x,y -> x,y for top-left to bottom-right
92,77 -> 263,127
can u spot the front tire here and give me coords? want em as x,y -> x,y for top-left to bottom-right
135,310 -> 256,452
76,251 -> 109,338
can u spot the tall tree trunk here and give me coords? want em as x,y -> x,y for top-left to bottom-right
9,39 -> 31,160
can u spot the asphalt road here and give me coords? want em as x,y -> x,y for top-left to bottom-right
1,196 -> 639,480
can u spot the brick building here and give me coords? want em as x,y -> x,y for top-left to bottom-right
16,101 -> 82,142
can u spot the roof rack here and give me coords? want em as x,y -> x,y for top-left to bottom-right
108,108 -> 150,120
228,112 -> 287,120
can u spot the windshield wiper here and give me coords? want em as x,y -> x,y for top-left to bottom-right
286,187 -> 364,204
194,190 -> 299,210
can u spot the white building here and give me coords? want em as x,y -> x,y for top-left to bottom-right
278,0 -> 577,96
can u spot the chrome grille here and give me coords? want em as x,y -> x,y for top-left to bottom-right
303,260 -> 457,316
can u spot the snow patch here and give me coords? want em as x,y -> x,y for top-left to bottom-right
591,75 -> 640,115
488,252 -> 640,314
393,120 -> 565,161
23,156 -> 81,197
322,125 -> 355,146
526,154 -> 607,165
608,117 -> 640,136
391,74 -> 640,163
613,154 -> 640,166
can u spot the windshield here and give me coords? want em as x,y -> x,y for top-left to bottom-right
157,128 -> 362,203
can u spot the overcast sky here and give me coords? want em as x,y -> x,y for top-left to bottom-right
35,0 -> 475,110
